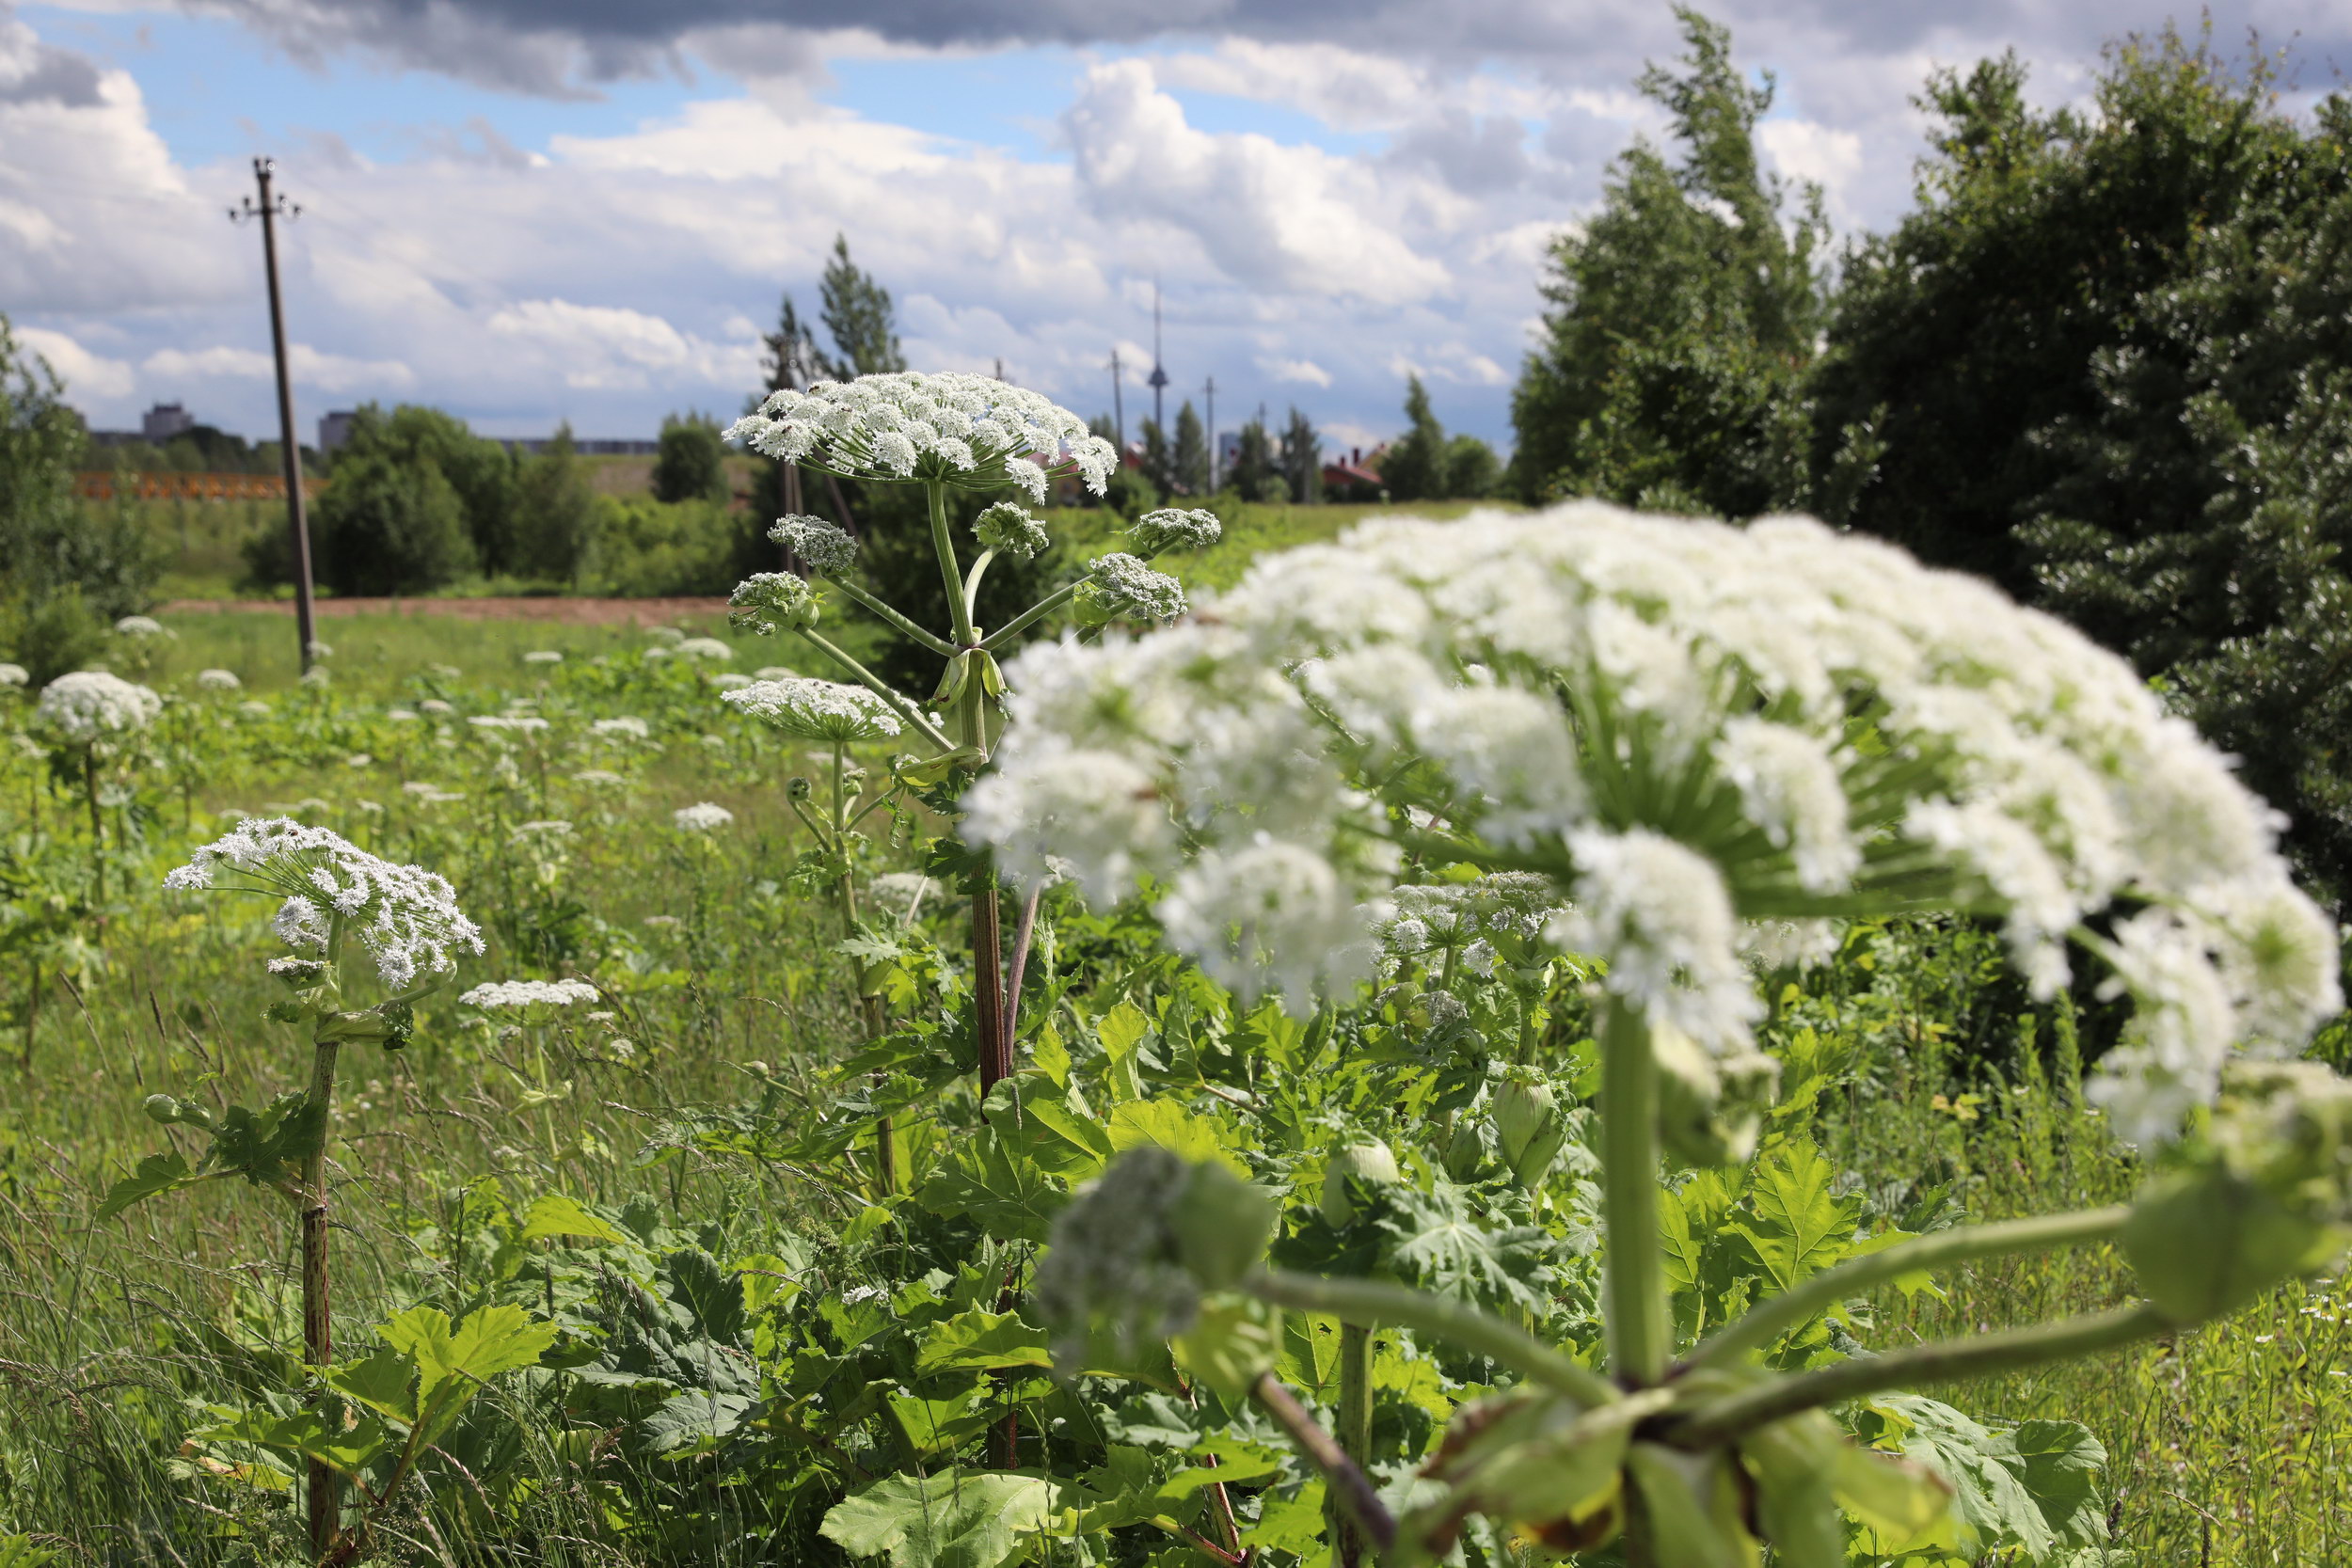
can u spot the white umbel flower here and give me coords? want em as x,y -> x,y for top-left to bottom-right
725,371 -> 1118,503
114,615 -> 168,638
0,663 -> 26,687
1078,554 -> 1188,624
459,978 -> 601,1009
164,816 -> 483,990
523,650 -> 563,665
195,668 -> 243,691
674,637 -> 735,661
593,716 -> 652,739
771,515 -> 859,575
965,501 -> 2342,1134
36,671 -> 161,744
721,677 -> 902,743
673,801 -> 735,832
974,501 -> 1052,561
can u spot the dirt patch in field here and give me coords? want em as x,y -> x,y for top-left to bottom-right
161,596 -> 729,626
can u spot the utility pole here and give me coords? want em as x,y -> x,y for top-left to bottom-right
1108,348 -> 1125,448
1147,281 -> 1169,433
231,158 -> 318,673
1203,375 -> 1217,493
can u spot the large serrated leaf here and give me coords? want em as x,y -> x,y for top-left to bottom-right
821,1469 -> 1061,1568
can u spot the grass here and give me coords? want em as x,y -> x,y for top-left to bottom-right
8,501 -> 2346,1565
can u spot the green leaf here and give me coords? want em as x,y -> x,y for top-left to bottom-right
821,1469 -> 1062,1568
95,1150 -> 202,1221
1242,1480 -> 1328,1558
917,1128 -> 1068,1243
1372,1182 -> 1556,1315
1171,1295 -> 1282,1402
1861,1395 -> 2052,1559
381,1302 -> 557,1445
2010,1419 -> 2108,1549
1097,1003 -> 1152,1102
324,1345 -> 418,1426
1729,1138 -> 1859,1294
915,1309 -> 1055,1375
518,1193 -> 631,1247
208,1090 -> 325,1192
192,1408 -> 394,1481
1106,1099 -> 1248,1176
0,1534 -> 59,1568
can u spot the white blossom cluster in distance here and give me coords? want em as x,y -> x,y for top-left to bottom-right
163,816 -> 484,990
196,668 -> 243,690
721,677 -> 902,743
674,801 -> 735,832
0,663 -> 28,687
36,671 -> 162,744
459,978 -> 600,1009
964,500 -> 2344,1143
114,615 -> 167,638
725,372 -> 1119,504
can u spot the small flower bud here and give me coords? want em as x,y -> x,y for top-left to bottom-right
1494,1073 -> 1565,1190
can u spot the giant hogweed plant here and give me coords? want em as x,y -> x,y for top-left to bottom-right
103,818 -> 485,1561
968,502 -> 2352,1566
721,371 -> 1216,1113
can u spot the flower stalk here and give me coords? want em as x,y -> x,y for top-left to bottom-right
1601,998 -> 1670,1387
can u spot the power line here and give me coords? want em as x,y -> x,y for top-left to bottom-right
229,157 -> 320,676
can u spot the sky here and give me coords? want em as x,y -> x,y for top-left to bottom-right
3,0 -> 2346,458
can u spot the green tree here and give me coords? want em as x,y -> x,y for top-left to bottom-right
653,413 -> 729,504
1137,417 -> 1174,499
0,318 -> 157,678
1509,7 -> 1827,517
1281,406 -> 1323,503
509,425 -> 597,583
311,450 -> 473,595
1172,401 -> 1209,497
1228,417 -> 1282,502
1812,32 -> 2296,585
1444,433 -> 1500,499
818,234 -> 907,380
1380,375 -> 1451,501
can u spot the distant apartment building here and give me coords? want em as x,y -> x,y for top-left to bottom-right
141,402 -> 195,442
318,410 -> 358,453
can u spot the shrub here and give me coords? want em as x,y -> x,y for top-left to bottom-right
313,451 -> 475,594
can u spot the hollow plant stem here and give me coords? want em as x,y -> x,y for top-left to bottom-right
83,750 -> 103,903
827,744 -> 896,1196
979,571 -> 1100,653
1249,1268 -> 1616,1408
1250,1372 -> 1396,1560
1669,1302 -> 2171,1449
928,483 -> 979,649
1601,998 -> 1669,1386
1684,1205 -> 2133,1373
1334,1323 -> 1374,1568
830,576 -> 957,657
301,1037 -> 343,1560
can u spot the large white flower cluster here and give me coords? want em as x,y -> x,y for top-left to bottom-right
721,676 -> 902,743
163,816 -> 484,990
725,372 -> 1118,504
459,978 -> 600,1009
36,671 -> 162,744
966,502 -> 2343,1140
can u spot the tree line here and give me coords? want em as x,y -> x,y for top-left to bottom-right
1510,8 -> 2352,908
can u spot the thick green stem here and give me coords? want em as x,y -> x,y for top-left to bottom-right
301,1037 -> 343,1560
1685,1205 -> 2132,1372
979,571 -> 1100,653
831,576 -> 958,657
790,627 -> 955,753
1669,1302 -> 2170,1449
83,751 -> 103,903
825,744 -> 897,1196
1333,1324 -> 1375,1568
1251,1372 -> 1396,1560
1601,998 -> 1669,1386
929,483 -> 979,648
1250,1268 -> 1616,1408
963,548 -> 998,624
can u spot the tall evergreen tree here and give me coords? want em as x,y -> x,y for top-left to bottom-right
1380,375 -> 1451,501
510,424 -> 597,583
1172,402 -> 1210,497
818,234 -> 907,379
1509,7 -> 1827,517
1229,418 -> 1282,501
1281,407 -> 1322,504
1138,418 -> 1175,499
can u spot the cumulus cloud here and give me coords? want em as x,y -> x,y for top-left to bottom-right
142,343 -> 418,394
1260,356 -> 1332,388
17,325 -> 134,398
486,299 -> 758,388
1064,58 -> 1452,307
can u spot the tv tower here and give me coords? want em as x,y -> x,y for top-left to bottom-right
1147,279 -> 1170,431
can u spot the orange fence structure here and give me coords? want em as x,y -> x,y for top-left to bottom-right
75,470 -> 326,503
